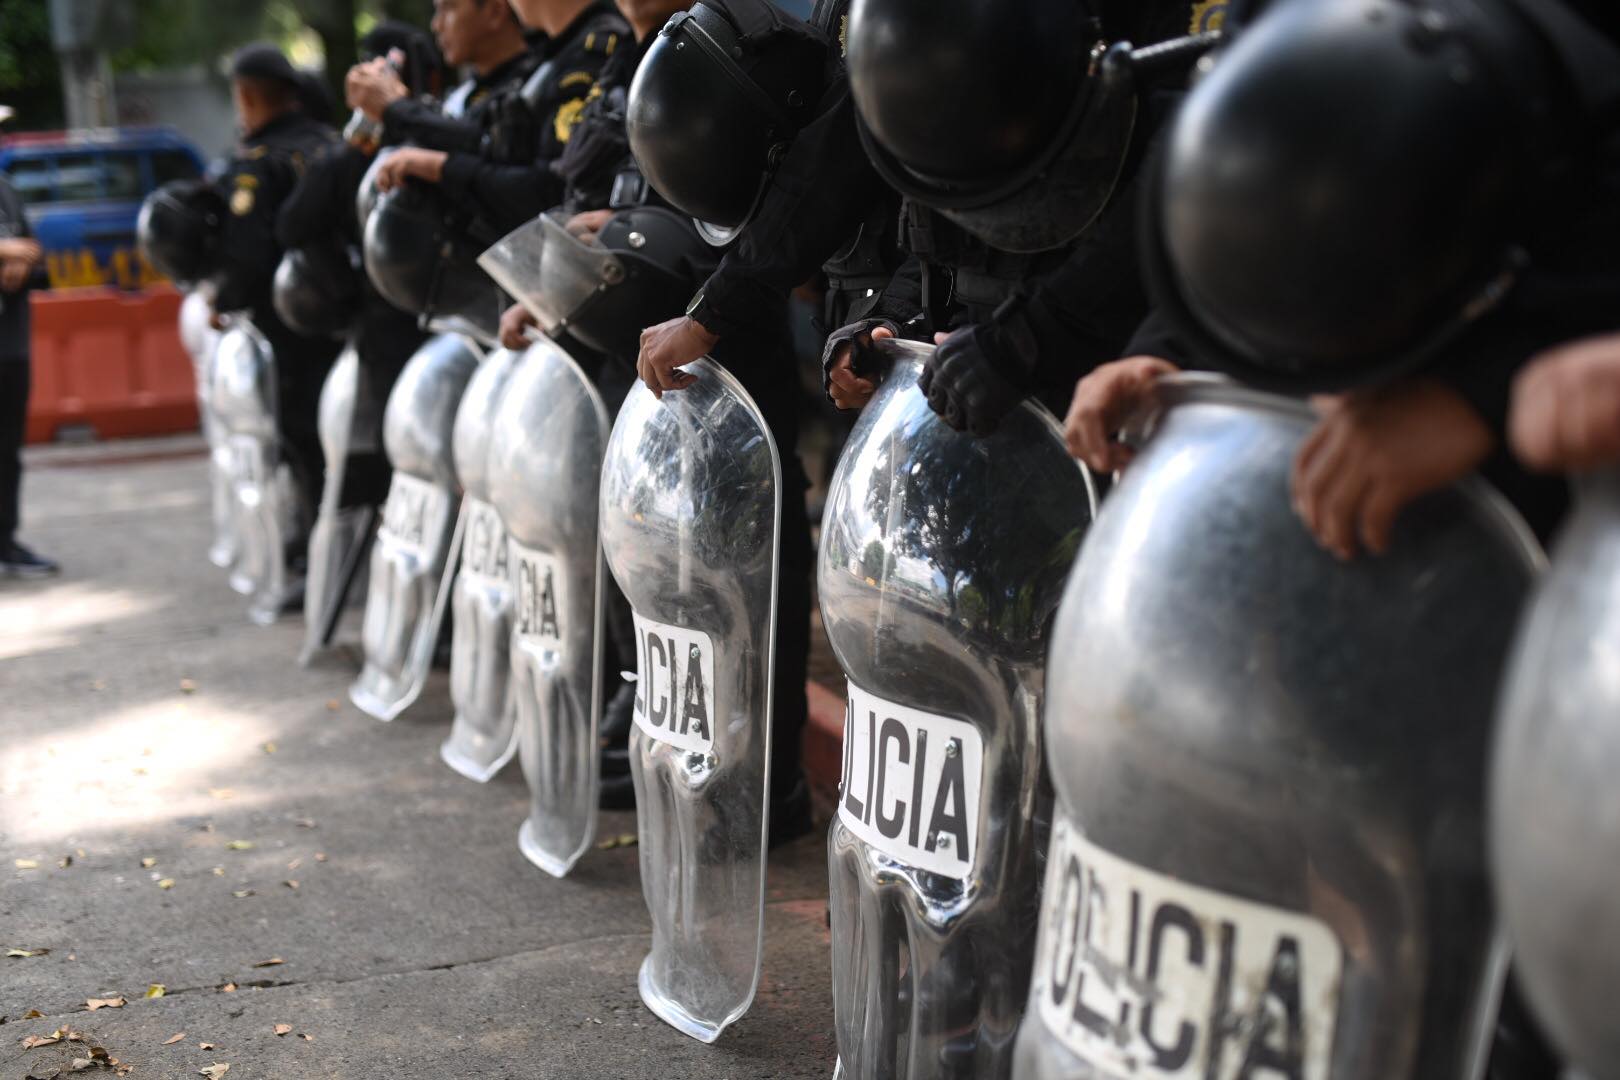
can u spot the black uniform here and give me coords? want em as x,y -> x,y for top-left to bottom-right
276,141 -> 429,507
553,28 -> 815,829
0,176 -> 43,552
685,0 -> 902,341
212,110 -> 345,516
430,2 -> 625,234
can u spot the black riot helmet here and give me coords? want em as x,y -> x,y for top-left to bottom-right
362,163 -> 504,341
627,0 -> 827,237
273,245 -> 362,340
480,207 -> 717,359
847,0 -> 1196,253
1144,0 -> 1598,391
137,179 -> 227,286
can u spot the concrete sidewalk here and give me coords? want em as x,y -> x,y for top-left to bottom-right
0,438 -> 837,1079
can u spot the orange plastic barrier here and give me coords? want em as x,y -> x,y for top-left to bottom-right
24,285 -> 199,444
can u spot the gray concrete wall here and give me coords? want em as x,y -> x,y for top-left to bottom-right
115,67 -> 238,166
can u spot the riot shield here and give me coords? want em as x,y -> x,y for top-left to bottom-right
1492,473 -> 1620,1079
818,340 -> 1096,1080
485,338 -> 610,875
299,347 -> 382,664
179,290 -> 235,570
441,347 -> 526,782
599,356 -> 780,1043
349,332 -> 481,721
1013,375 -> 1542,1080
210,320 -> 306,624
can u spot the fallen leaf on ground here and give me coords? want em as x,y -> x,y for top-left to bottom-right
24,1009 -> 44,1018
209,790 -> 235,801
251,958 -> 283,968
324,700 -> 339,711
231,890 -> 254,899
217,985 -> 235,994
24,1066 -> 59,1079
85,998 -> 125,1011
23,1032 -> 63,1049
198,1042 -> 214,1049
295,819 -> 317,830
283,880 -> 298,891
157,879 -> 175,890
58,856 -> 72,869
179,679 -> 197,694
299,1033 -> 313,1042
286,859 -> 301,871
163,1033 -> 185,1045
595,834 -> 638,850
198,1065 -> 229,1078
15,859 -> 39,869
144,984 -> 165,999
211,868 -> 224,877
7,948 -> 49,958
139,859 -> 155,869
224,841 -> 253,851
313,853 -> 327,862
272,1024 -> 291,1036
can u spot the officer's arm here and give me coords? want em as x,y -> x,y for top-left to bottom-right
212,159 -> 286,314
276,143 -> 365,250
381,97 -> 484,154
688,79 -> 889,341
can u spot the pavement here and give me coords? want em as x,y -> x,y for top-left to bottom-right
0,436 -> 839,1080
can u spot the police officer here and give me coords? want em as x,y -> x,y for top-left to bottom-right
0,169 -> 51,579
211,44 -> 345,545
278,22 -> 445,506
362,0 -> 627,236
819,0 -> 1214,443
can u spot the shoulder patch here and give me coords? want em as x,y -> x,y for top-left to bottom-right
230,187 -> 256,216
1190,0 -> 1228,33
235,173 -> 260,191
555,96 -> 588,144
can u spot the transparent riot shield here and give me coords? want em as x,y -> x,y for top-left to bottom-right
1013,375 -> 1542,1080
818,340 -> 1097,1080
485,338 -> 610,875
441,347 -> 526,782
210,320 -> 305,624
480,213 -> 612,341
300,347 -> 382,664
179,290 -> 234,570
350,333 -> 481,720
1491,472 -> 1619,1080
599,356 -> 780,1043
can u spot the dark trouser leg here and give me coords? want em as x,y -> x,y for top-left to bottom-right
0,360 -> 26,545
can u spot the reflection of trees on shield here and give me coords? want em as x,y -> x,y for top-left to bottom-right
1038,384 -> 1540,1080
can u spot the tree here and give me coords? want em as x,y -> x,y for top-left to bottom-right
0,0 -> 66,129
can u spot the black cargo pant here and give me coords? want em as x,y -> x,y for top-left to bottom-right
0,357 -> 27,545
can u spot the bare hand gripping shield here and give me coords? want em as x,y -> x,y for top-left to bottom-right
819,340 -> 1096,1080
441,347 -> 526,781
210,319 -> 303,624
1014,376 -> 1542,1080
485,338 -> 610,875
301,347 -> 382,664
350,332 -> 481,721
1492,473 -> 1620,1080
599,356 -> 781,1043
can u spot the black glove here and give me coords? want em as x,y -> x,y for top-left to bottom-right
821,318 -> 899,404
919,297 -> 1040,437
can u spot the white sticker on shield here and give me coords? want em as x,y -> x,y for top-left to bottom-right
510,539 -> 566,650
460,497 -> 509,585
1031,817 -> 1345,1080
631,612 -> 715,755
380,472 -> 449,559
838,683 -> 984,879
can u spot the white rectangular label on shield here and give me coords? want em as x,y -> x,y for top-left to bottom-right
837,683 -> 984,879
631,613 -> 715,755
1031,817 -> 1344,1080
460,498 -> 508,583
510,540 -> 565,649
380,473 -> 448,556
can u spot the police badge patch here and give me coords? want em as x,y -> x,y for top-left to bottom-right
230,174 -> 258,216
1190,0 -> 1228,33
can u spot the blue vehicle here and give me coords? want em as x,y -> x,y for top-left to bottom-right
0,126 -> 205,290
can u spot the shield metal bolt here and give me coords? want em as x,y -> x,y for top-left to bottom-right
627,230 -> 647,250
945,741 -> 959,759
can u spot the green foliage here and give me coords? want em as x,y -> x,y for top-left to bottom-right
0,0 -> 65,128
